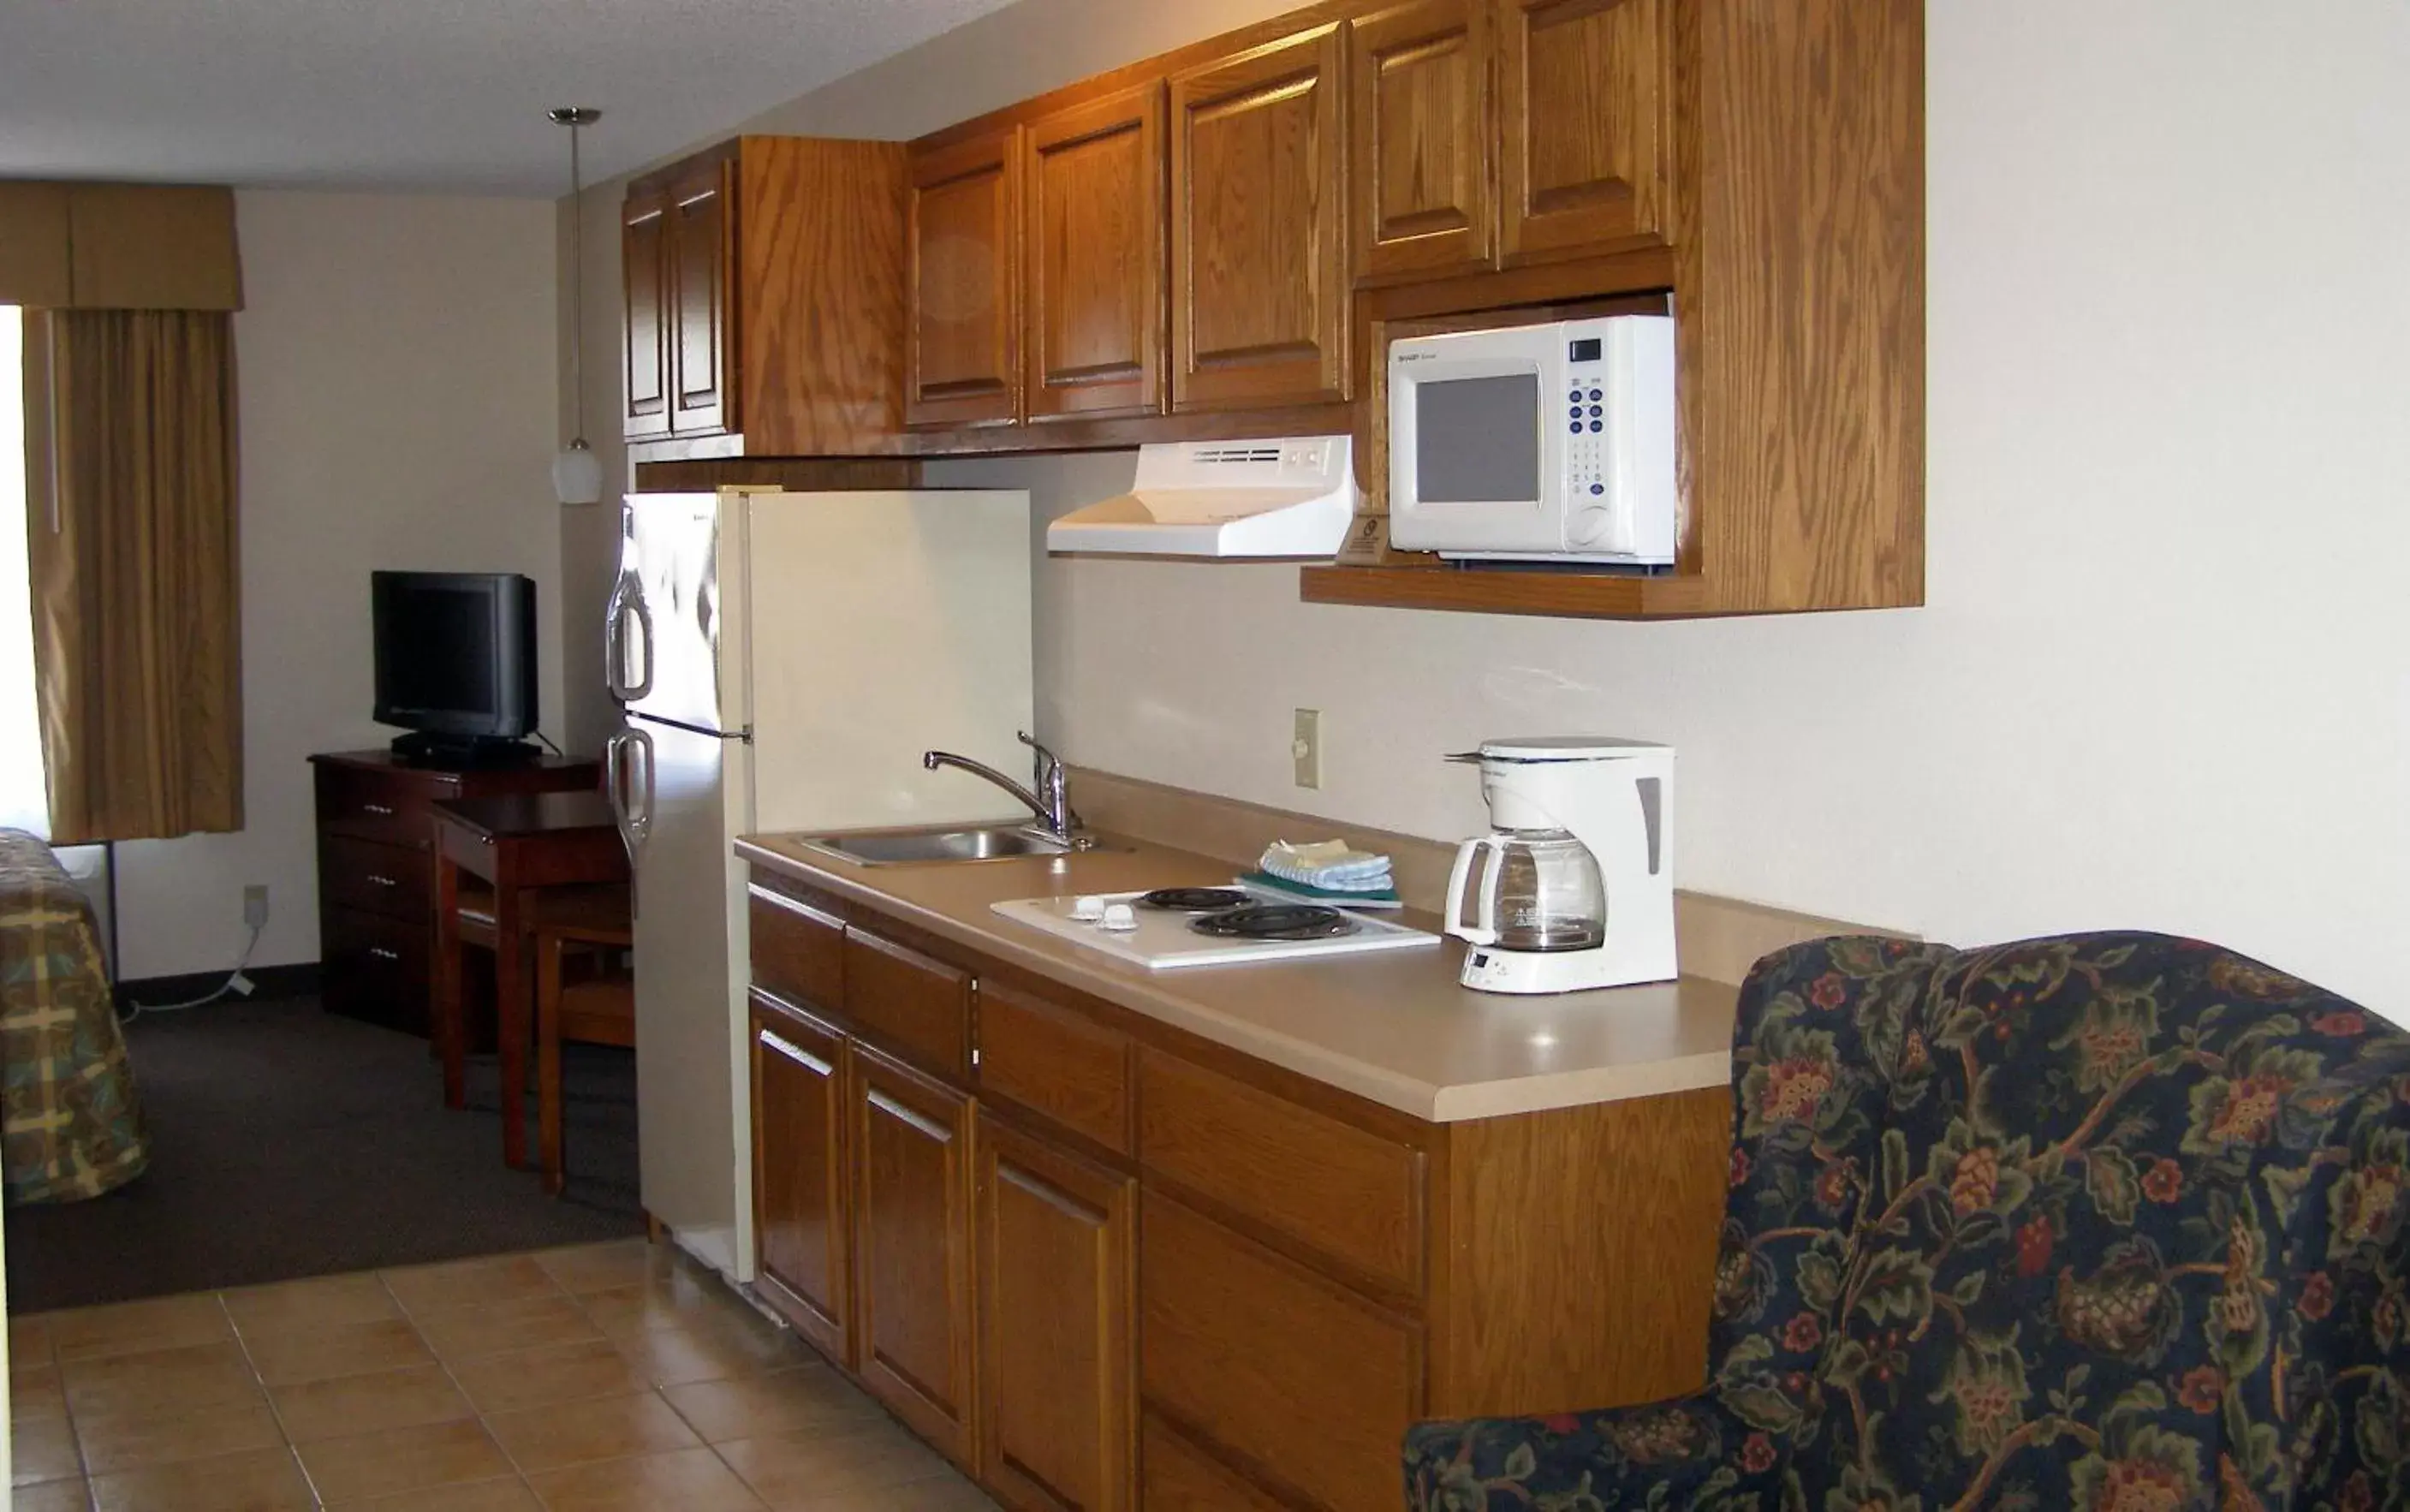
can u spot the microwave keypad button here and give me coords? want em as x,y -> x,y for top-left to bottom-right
1588,420 -> 1604,432
1590,483 -> 1605,496
1568,422 -> 1584,434
1587,404 -> 1602,418
1587,387 -> 1603,401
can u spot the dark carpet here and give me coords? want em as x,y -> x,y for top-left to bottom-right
4,996 -> 643,1312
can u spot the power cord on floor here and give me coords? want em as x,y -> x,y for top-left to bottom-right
533,729 -> 565,758
120,922 -> 264,1022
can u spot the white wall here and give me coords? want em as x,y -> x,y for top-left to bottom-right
569,2 -> 2410,1009
116,190 -> 565,979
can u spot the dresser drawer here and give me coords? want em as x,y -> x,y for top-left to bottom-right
844,926 -> 972,1079
320,834 -> 428,922
977,982 -> 1131,1154
751,884 -> 846,1011
1137,1049 -> 1424,1295
315,763 -> 452,848
321,903 -> 430,1035
1140,1193 -> 1421,1512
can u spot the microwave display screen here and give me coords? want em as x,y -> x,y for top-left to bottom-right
1568,337 -> 1603,361
1414,374 -> 1539,503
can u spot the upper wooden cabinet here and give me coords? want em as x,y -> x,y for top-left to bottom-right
623,136 -> 907,456
906,128 -> 1022,429
621,193 -> 671,441
1349,0 -> 1496,283
1022,86 -> 1168,423
1497,0 -> 1673,265
667,161 -> 735,437
1168,25 -> 1351,412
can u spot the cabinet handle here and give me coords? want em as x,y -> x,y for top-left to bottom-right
367,874 -> 399,888
363,802 -> 396,817
368,946 -> 400,961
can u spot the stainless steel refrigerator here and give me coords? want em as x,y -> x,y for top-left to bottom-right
604,487 -> 1033,1281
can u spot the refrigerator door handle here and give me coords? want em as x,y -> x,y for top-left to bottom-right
604,731 -> 632,857
605,571 -> 656,703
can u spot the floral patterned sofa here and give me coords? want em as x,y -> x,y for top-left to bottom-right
1405,932 -> 2410,1511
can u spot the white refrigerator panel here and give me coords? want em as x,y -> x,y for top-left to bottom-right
622,714 -> 753,1281
612,493 -> 746,735
743,491 -> 1036,833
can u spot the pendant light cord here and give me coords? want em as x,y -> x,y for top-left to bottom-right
568,115 -> 586,442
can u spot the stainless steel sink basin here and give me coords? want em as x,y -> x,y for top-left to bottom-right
801,826 -> 1076,866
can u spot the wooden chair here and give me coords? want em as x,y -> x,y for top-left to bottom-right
531,884 -> 634,1197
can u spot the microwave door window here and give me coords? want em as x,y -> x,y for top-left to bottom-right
1415,374 -> 1542,507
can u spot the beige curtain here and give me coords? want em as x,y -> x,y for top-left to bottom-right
24,309 -> 243,842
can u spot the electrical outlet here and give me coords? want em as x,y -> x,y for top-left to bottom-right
1292,708 -> 1323,789
243,884 -> 269,930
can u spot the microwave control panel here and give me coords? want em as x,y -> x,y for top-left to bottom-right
1562,335 -> 1614,517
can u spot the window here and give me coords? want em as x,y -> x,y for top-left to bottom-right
0,307 -> 51,835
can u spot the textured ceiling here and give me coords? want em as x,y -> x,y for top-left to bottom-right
0,0 -> 1019,194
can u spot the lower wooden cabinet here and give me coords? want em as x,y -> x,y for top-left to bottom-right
852,1043 -> 979,1464
747,874 -> 1729,1512
976,1110 -> 1135,1512
748,994 -> 851,1366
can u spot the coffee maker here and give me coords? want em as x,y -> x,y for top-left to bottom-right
1443,737 -> 1675,993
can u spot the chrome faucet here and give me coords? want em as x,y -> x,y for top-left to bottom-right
924,732 -> 1085,843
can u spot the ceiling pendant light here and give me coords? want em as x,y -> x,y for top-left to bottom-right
550,106 -> 605,506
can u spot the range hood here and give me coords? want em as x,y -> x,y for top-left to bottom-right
1047,436 -> 1359,558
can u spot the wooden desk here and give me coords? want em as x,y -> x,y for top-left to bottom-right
432,791 -> 629,1169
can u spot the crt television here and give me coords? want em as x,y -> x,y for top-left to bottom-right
370,571 -> 539,762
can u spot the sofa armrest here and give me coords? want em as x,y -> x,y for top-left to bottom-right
1405,1394 -> 1788,1511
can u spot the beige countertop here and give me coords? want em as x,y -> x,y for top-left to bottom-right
735,829 -> 1736,1124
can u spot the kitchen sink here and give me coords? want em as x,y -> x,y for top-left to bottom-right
800,826 -> 1081,866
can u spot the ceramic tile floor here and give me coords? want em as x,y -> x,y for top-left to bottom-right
7,1239 -> 1001,1511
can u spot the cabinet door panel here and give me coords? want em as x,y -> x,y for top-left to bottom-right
1024,86 -> 1167,422
1169,26 -> 1350,411
750,996 -> 850,1365
669,162 -> 737,435
1349,0 -> 1494,283
1498,0 -> 1672,264
907,130 -> 1021,428
622,193 -> 671,440
976,1112 -> 1134,1512
852,1045 -> 976,1463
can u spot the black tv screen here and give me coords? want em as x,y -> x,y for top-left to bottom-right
371,571 -> 537,741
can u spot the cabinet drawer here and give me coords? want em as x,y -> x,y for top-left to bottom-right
1137,1050 -> 1424,1295
315,765 -> 449,848
978,982 -> 1130,1154
320,834 -> 428,922
749,884 -> 846,1011
844,927 -> 972,1079
1140,1193 -> 1421,1512
321,903 -> 430,1034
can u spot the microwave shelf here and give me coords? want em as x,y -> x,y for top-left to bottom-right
1301,563 -> 1716,621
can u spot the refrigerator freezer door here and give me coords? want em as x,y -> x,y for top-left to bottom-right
628,713 -> 753,1281
618,492 -> 747,735
743,491 -> 1037,833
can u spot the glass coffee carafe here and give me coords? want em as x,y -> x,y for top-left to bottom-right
1454,827 -> 1606,952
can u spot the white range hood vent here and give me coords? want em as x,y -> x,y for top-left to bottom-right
1047,435 -> 1359,558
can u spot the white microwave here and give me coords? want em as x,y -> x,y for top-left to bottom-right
1387,315 -> 1677,565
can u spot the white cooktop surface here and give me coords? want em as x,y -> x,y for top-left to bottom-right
991,886 -> 1438,971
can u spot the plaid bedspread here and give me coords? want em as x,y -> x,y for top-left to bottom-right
0,829 -> 146,1202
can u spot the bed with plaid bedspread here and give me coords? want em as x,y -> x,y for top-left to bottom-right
0,829 -> 146,1202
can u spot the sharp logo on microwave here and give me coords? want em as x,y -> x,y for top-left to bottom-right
1395,351 -> 1435,362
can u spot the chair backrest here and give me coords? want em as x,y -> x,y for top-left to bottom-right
1711,930 -> 2410,1510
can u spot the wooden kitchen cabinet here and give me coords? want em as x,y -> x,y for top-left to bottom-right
623,136 -> 907,455
666,159 -> 736,437
975,1110 -> 1135,1512
1168,24 -> 1351,412
1497,0 -> 1674,265
1348,0 -> 1496,283
622,190 -> 672,440
906,128 -> 1022,429
851,1041 -> 979,1464
1021,85 -> 1168,422
749,993 -> 852,1366
746,867 -> 1732,1512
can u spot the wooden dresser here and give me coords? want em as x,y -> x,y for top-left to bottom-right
309,750 -> 601,1035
